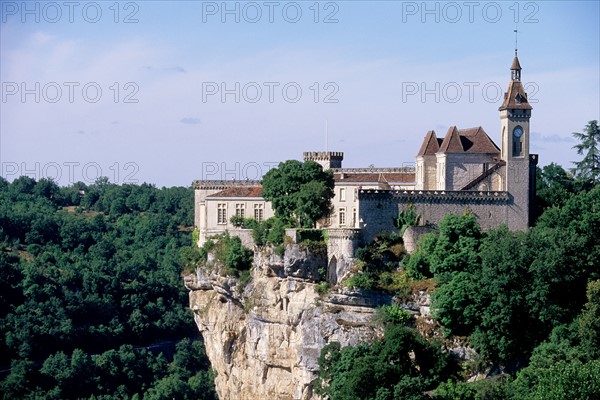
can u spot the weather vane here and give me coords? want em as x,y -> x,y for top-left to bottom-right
514,26 -> 518,56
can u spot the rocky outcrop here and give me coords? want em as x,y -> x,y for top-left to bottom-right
186,244 -> 392,400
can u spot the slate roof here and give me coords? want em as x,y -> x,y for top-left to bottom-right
207,186 -> 263,198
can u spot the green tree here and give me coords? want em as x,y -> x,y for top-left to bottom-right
261,160 -> 334,228
535,163 -> 576,217
314,325 -> 449,400
572,120 -> 600,185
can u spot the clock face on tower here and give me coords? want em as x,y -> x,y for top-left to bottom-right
513,127 -> 523,138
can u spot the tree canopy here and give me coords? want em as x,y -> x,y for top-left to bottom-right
0,176 -> 216,400
261,160 -> 335,228
572,120 -> 600,185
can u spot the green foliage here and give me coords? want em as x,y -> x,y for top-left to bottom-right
296,229 -> 325,243
376,304 -> 412,326
424,184 -> 600,367
0,178 -> 215,399
261,160 -> 335,228
229,214 -> 245,228
434,380 -> 478,400
344,271 -> 376,290
508,359 -> 600,400
535,163 -> 577,219
395,205 -> 421,235
345,234 -> 407,292
204,232 -> 253,276
434,378 -> 507,400
274,244 -> 285,256
314,324 -> 450,400
402,214 -> 481,280
315,282 -> 329,295
572,120 -> 600,185
250,216 -> 287,247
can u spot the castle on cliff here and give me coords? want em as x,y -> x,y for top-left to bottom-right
193,53 -> 537,279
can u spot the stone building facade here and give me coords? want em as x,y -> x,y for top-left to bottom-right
193,54 -> 537,264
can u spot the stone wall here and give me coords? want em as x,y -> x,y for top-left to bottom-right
358,189 -> 512,243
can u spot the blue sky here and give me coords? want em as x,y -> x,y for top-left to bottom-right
1,0 -> 599,186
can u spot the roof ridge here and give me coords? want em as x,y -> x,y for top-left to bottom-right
438,126 -> 464,153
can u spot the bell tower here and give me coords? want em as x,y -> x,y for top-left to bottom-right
499,47 -> 537,229
499,51 -> 532,161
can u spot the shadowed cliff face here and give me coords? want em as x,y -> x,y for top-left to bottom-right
186,244 -> 392,400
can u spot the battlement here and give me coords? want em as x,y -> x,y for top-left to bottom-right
332,167 -> 415,174
303,151 -> 344,160
193,180 -> 261,190
359,189 -> 510,203
304,151 -> 344,169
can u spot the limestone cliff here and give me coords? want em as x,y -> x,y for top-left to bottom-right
185,244 -> 392,400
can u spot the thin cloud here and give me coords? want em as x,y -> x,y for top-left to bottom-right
531,131 -> 575,143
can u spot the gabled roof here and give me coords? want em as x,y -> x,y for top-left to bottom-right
434,126 -> 500,155
417,130 -> 442,156
458,127 -> 501,154
438,126 -> 464,153
207,186 -> 263,198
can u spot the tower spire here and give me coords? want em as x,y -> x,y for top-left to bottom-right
514,26 -> 518,56
510,27 -> 522,82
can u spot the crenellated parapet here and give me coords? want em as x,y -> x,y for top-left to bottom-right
193,179 -> 261,190
331,167 -> 415,174
359,189 -> 510,203
303,151 -> 344,169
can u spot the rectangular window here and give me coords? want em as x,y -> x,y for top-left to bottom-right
235,203 -> 245,218
254,204 -> 264,222
352,208 -> 357,227
217,203 -> 227,224
339,208 -> 346,226
340,188 -> 346,201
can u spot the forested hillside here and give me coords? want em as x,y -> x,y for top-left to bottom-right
0,176 -> 216,399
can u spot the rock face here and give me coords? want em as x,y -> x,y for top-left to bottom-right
186,244 -> 392,400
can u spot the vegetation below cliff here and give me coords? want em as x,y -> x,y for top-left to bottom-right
0,177 -> 216,400
315,164 -> 600,399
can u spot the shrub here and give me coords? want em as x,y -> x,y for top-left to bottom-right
395,204 -> 422,235
316,282 -> 329,294
345,273 -> 375,290
251,217 -> 287,247
376,304 -> 412,325
274,244 -> 285,256
230,215 -> 245,228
